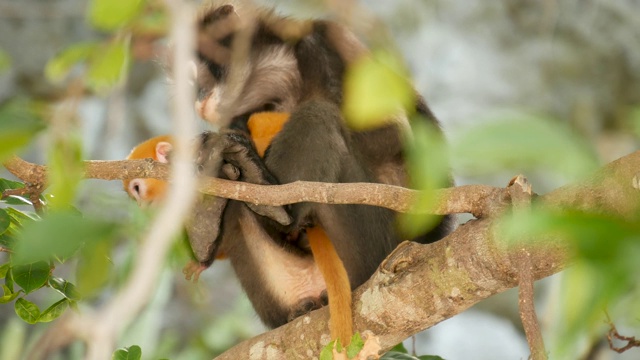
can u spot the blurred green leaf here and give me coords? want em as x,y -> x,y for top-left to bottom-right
0,209 -> 10,235
399,119 -> 449,238
5,266 -> 14,292
13,211 -> 116,265
0,178 -> 25,192
389,343 -> 409,354
38,298 -> 69,323
87,38 -> 130,92
14,298 -> 40,324
0,100 -> 47,162
450,114 -> 599,180
76,239 -> 113,297
0,263 -> 8,278
418,356 -> 446,360
45,42 -> 99,83
4,207 -> 39,227
89,0 -> 144,31
497,207 -> 640,351
0,49 -> 11,73
0,234 -> 16,250
11,261 -> 50,294
112,345 -> 142,360
319,340 -> 336,360
49,276 -> 82,301
0,285 -> 20,304
343,50 -> 414,130
346,332 -> 364,358
47,133 -> 84,209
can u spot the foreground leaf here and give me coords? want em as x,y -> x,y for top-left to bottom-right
89,0 -> 144,31
112,345 -> 142,360
49,276 -> 82,301
13,211 -> 116,265
14,298 -> 40,324
11,262 -> 50,294
38,298 -> 69,323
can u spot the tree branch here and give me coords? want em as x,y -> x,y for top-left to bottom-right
4,147 -> 639,358
3,155 -> 507,217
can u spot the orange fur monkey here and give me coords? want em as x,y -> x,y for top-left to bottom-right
124,113 -> 353,344
123,135 -> 173,206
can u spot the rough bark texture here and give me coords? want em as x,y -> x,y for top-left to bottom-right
3,151 -> 640,359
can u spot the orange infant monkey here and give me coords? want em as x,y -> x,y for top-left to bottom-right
124,113 -> 353,344
123,135 -> 173,206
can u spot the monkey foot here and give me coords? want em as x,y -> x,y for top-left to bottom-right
182,261 -> 207,282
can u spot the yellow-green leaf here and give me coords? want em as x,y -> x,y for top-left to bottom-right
38,298 -> 69,323
112,345 -> 142,360
0,285 -> 21,304
89,0 -> 145,31
86,39 -> 130,92
14,298 -> 40,324
0,49 -> 11,74
45,42 -> 98,83
0,100 -> 46,162
343,50 -> 413,130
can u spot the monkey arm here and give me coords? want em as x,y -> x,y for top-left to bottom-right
187,130 -> 293,266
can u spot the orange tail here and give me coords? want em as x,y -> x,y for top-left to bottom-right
306,226 -> 353,345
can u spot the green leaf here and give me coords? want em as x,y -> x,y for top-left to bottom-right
398,120 -> 449,238
4,207 -> 38,230
14,298 -> 40,324
5,266 -> 14,292
343,50 -> 414,130
38,298 -> 69,323
86,39 -> 130,91
112,345 -> 142,360
0,263 -> 8,279
0,49 -> 11,73
47,134 -> 84,209
418,356 -> 445,360
346,332 -> 364,358
319,340 -> 336,360
0,178 -> 25,192
450,114 -> 599,180
0,209 -> 10,235
45,42 -> 99,83
11,262 -> 50,294
389,342 -> 409,354
0,285 -> 21,304
89,0 -> 144,31
2,195 -> 32,206
48,276 -> 82,301
0,100 -> 47,162
13,211 -> 116,265
76,239 -> 113,297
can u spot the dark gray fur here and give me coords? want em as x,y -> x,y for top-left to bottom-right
193,4 -> 456,329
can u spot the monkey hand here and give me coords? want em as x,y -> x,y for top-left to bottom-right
197,130 -> 292,226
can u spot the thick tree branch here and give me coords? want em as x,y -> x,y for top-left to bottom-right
4,150 -> 640,359
212,150 -> 640,359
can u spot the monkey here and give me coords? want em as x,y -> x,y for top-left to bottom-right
188,2 -> 456,345
124,135 -> 173,206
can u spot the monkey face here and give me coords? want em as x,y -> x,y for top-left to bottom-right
194,2 -> 302,126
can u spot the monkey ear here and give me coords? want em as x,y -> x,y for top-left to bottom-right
155,142 -> 173,163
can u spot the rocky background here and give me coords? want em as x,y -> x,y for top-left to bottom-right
0,0 -> 639,359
